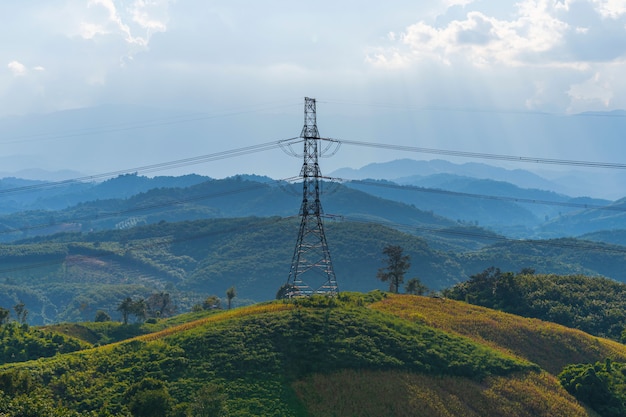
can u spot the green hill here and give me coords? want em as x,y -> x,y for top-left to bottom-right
443,269 -> 626,341
1,293 -> 617,416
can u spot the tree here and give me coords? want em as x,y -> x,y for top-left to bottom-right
276,283 -> 296,299
187,384 -> 228,417
130,298 -> 147,323
226,287 -> 236,310
125,378 -> 173,417
405,277 -> 428,295
94,310 -> 111,322
117,297 -> 134,325
146,292 -> 176,318
377,245 -> 411,293
202,295 -> 221,310
13,302 -> 28,325
0,307 -> 9,325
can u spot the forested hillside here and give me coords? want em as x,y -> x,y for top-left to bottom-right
2,216 -> 626,325
444,268 -> 626,342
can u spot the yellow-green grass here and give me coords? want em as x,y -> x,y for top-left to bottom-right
293,369 -> 599,417
371,294 -> 626,375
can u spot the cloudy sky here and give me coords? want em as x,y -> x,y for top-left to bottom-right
2,0 -> 626,192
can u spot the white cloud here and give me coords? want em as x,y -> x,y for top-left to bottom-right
366,0 -> 626,112
81,0 -> 171,46
591,0 -> 626,18
7,61 -> 27,76
375,0 -> 571,69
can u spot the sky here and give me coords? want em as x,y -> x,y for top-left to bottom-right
2,0 -> 626,196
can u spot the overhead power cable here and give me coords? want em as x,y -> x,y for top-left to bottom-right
0,176 -> 302,237
1,101 -> 301,145
0,139 -> 302,196
345,179 -> 626,213
337,139 -> 626,170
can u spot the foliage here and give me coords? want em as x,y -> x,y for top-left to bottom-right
146,293 -> 176,319
559,359 -> 626,417
117,297 -> 147,325
444,267 -> 626,341
125,378 -> 173,417
371,293 -> 626,376
405,277 -> 428,295
0,307 -> 9,324
186,384 -> 228,417
202,295 -> 221,310
226,287 -> 236,310
0,323 -> 87,365
94,310 -> 111,322
376,245 -> 411,293
0,299 -> 537,416
2,214 -> 626,325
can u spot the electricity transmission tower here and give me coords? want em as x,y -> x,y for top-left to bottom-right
282,97 -> 340,297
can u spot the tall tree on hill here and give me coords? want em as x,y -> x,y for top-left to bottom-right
377,245 -> 411,294
117,297 -> 134,325
226,286 -> 236,310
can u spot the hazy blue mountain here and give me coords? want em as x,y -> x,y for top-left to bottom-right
0,176 -> 456,243
0,173 -> 211,213
539,197 -> 626,238
331,159 -> 564,191
581,229 -> 626,247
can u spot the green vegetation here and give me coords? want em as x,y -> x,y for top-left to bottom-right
560,359 -> 626,417
2,214 -> 626,325
0,295 -> 545,416
443,267 -> 626,341
0,322 -> 88,365
376,244 -> 411,293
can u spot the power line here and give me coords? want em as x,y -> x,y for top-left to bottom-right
0,173 -> 623,241
0,139 -> 301,196
340,215 -> 626,256
0,176 -> 302,237
344,179 -> 626,213
337,139 -> 626,170
0,101 -> 301,145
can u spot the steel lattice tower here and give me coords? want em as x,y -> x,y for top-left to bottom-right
285,97 -> 338,297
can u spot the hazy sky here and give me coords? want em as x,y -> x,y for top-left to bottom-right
4,0 -> 626,115
2,0 -> 626,193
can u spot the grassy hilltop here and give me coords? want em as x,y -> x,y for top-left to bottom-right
1,292 -> 622,416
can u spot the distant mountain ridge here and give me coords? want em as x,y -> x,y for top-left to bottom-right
1,169 -> 625,242
332,158 -> 576,194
